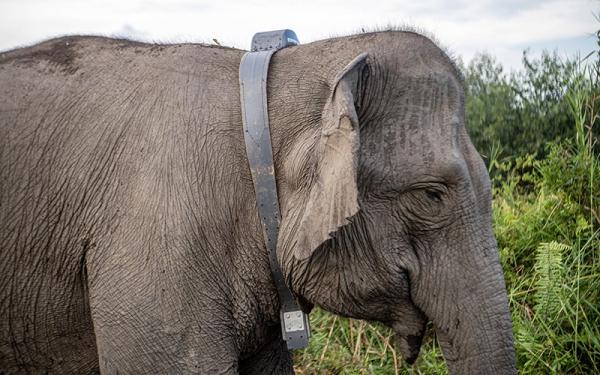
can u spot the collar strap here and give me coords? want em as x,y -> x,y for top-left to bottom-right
239,29 -> 310,350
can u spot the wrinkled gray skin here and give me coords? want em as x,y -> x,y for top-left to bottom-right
0,31 -> 516,374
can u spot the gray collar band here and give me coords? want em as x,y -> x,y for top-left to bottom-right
239,29 -> 311,350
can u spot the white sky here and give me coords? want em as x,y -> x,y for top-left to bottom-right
0,0 -> 598,72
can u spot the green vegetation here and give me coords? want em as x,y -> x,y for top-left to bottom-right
464,46 -> 599,161
295,34 -> 600,374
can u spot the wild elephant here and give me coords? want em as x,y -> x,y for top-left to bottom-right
0,30 -> 516,374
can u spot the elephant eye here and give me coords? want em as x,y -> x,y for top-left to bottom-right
404,184 -> 451,227
425,188 -> 443,202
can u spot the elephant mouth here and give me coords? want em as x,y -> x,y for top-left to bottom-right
394,330 -> 425,365
390,306 -> 427,365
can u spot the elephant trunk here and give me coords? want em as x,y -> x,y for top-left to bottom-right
414,238 -> 516,374
434,280 -> 516,374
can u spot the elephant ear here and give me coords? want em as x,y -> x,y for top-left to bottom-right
292,53 -> 368,260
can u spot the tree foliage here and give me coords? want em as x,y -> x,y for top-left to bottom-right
464,49 -> 599,161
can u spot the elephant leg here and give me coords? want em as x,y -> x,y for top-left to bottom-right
90,296 -> 241,374
238,334 -> 294,375
86,250 -> 240,373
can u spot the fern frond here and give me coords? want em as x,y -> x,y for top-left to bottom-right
533,241 -> 570,321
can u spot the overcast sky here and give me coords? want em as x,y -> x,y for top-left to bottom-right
0,0 -> 597,72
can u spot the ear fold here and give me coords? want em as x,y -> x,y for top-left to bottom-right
290,53 -> 368,260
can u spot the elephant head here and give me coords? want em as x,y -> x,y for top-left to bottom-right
269,31 -> 516,373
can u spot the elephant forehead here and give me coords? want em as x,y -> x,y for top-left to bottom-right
357,65 -> 466,184
358,138 -> 466,190
359,115 -> 464,187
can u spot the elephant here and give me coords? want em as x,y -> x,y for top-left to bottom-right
0,30 -> 516,374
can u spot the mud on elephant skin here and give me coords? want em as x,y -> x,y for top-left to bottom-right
0,30 -> 516,374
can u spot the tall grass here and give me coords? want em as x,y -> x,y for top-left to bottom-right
294,309 -> 447,374
294,43 -> 599,374
501,48 -> 599,374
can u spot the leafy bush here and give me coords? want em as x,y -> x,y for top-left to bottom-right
495,60 -> 600,371
464,49 -> 599,161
